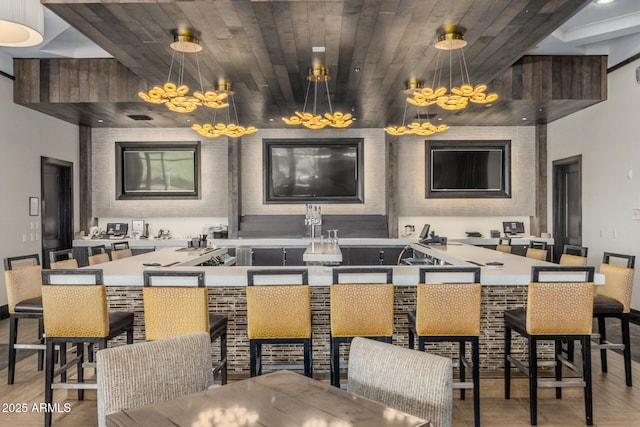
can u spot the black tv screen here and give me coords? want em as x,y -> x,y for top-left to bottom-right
426,140 -> 511,199
264,139 -> 364,203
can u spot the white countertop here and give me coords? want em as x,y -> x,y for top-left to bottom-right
89,244 -> 600,287
302,242 -> 343,263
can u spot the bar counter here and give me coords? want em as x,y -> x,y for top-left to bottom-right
92,243 -> 600,378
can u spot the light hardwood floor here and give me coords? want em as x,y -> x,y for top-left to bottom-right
1,317 -> 639,426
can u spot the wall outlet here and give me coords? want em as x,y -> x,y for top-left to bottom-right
22,234 -> 27,243
600,229 -> 604,238
613,230 -> 617,239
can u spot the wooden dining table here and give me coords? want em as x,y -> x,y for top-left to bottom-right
106,370 -> 430,427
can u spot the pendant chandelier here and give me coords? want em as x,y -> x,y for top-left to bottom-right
138,31 -> 229,113
192,80 -> 258,139
384,79 -> 449,137
282,64 -> 353,129
406,29 -> 498,111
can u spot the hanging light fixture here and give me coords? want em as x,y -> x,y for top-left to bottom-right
282,64 -> 353,129
384,79 -> 449,137
192,80 -> 257,139
0,0 -> 44,47
406,28 -> 498,111
138,31 -> 229,113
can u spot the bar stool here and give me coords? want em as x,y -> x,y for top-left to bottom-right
559,245 -> 588,266
504,265 -> 595,426
4,254 -> 44,385
496,237 -> 512,254
594,252 -> 635,386
525,242 -> 548,261
88,245 -> 110,266
49,249 -> 78,269
330,267 -> 394,388
41,269 -> 134,427
246,269 -> 312,378
110,243 -> 133,261
408,266 -> 481,427
143,270 -> 227,384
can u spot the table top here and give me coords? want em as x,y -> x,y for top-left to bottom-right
106,370 -> 430,427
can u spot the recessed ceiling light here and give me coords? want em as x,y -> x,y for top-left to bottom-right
485,104 -> 492,108
595,0 -> 614,4
312,46 -> 325,52
269,118 -> 275,122
354,67 -> 361,72
97,119 -> 103,123
522,117 -> 528,121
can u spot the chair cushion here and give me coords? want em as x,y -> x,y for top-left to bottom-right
504,307 -> 526,331
593,294 -> 624,315
14,296 -> 43,314
108,311 -> 134,335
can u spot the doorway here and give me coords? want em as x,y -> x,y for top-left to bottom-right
41,157 -> 74,268
552,155 -> 582,263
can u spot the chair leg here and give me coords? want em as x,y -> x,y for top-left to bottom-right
331,338 -> 341,388
88,343 -> 94,363
566,340 -> 575,363
598,316 -> 607,373
408,327 -> 414,349
555,339 -> 563,399
304,338 -> 313,378
459,341 -> 466,400
38,318 -> 45,371
44,340 -> 56,427
249,340 -> 258,377
504,325 -> 511,400
220,332 -> 228,385
621,316 -> 632,387
126,327 -> 134,345
8,316 -> 18,385
528,338 -> 538,426
471,337 -> 480,427
60,343 -> 67,383
76,343 -> 85,401
582,336 -> 593,426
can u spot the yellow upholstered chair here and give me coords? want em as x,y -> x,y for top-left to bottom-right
49,249 -> 78,269
504,265 -> 595,426
88,245 -> 110,266
41,269 -> 134,427
496,237 -> 512,254
408,266 -> 481,427
3,254 -> 44,385
110,249 -> 133,261
594,252 -> 635,386
559,245 -> 588,266
143,270 -> 227,384
246,269 -> 312,377
525,247 -> 547,261
330,267 -> 394,387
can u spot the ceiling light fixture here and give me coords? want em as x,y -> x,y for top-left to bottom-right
282,64 -> 353,129
384,79 -> 449,137
192,80 -> 257,139
0,0 -> 44,47
138,31 -> 229,114
406,28 -> 498,111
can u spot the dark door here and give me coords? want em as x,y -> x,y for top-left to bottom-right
41,157 -> 74,268
553,155 -> 582,263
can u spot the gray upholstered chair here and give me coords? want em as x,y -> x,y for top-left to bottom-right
96,332 -> 213,427
348,337 -> 453,427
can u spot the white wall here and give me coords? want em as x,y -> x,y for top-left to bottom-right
0,75 -> 79,308
548,58 -> 640,310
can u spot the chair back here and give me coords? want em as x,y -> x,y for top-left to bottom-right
559,253 -> 588,266
110,249 -> 133,261
89,253 -> 111,266
330,268 -> 394,338
96,332 -> 213,427
142,271 -> 210,340
49,249 -> 78,269
563,245 -> 588,257
416,267 -> 481,336
525,248 -> 547,261
41,269 -> 109,337
496,244 -> 511,254
3,254 -> 41,313
526,266 -> 595,335
111,241 -> 130,251
598,252 -> 636,313
246,269 -> 311,339
529,241 -> 548,250
348,337 -> 453,427
87,245 -> 107,257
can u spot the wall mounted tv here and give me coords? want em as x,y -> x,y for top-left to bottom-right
263,138 -> 364,204
426,140 -> 511,199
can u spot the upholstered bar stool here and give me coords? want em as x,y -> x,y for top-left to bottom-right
4,254 -> 44,384
408,266 -> 481,427
559,245 -> 588,266
504,265 -> 595,426
41,269 -> 134,427
496,237 -> 512,254
594,252 -> 635,386
246,269 -> 312,378
110,242 -> 133,261
49,249 -> 78,269
330,267 -> 394,388
143,270 -> 227,384
525,242 -> 548,262
88,245 -> 110,266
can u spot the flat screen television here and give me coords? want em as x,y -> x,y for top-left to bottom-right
263,138 -> 364,203
426,140 -> 511,199
503,221 -> 525,235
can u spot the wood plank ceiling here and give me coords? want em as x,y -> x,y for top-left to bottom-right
39,0 -> 595,129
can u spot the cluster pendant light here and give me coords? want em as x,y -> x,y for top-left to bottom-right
282,64 -> 352,129
406,29 -> 498,111
384,79 -> 449,137
192,80 -> 257,139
